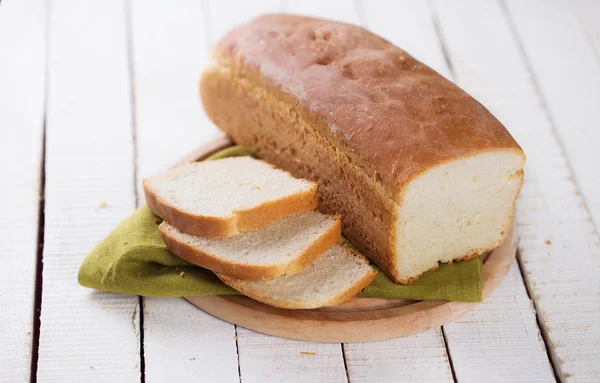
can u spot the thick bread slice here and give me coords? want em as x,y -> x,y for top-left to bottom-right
160,210 -> 341,280
217,244 -> 377,309
144,157 -> 318,238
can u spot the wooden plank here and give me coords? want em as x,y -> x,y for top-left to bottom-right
206,0 -> 281,45
444,262 -> 554,383
505,0 -> 600,232
129,1 -> 239,381
436,0 -> 600,381
38,1 -> 141,380
236,327 -> 347,383
0,0 -> 46,380
130,0 -> 222,192
141,299 -> 239,382
344,329 -> 452,383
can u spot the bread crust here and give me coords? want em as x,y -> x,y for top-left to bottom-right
209,14 -> 523,196
159,215 -> 341,281
233,183 -> 318,231
143,165 -> 318,238
217,247 -> 377,309
200,14 -> 525,283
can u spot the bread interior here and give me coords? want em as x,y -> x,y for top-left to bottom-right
394,150 -> 524,281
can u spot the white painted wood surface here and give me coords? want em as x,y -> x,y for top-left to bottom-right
2,0 -> 600,381
436,0 -> 600,381
129,1 -> 238,381
506,0 -> 600,233
236,327 -> 347,383
344,328 -> 454,383
37,1 -> 141,381
0,0 -> 45,380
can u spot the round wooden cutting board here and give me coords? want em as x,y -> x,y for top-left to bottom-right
181,137 -> 518,343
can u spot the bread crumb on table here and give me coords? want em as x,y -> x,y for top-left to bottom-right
300,352 -> 317,356
98,200 -> 107,208
179,271 -> 185,278
545,239 -> 552,245
190,357 -> 195,361
90,366 -> 94,369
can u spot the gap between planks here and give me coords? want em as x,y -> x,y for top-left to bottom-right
498,3 -> 567,379
0,0 -> 46,380
30,118 -> 47,383
514,250 -> 561,382
123,1 -> 146,380
30,4 -> 51,378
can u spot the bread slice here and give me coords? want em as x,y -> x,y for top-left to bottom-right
217,244 -> 377,309
144,157 -> 318,238
160,210 -> 341,280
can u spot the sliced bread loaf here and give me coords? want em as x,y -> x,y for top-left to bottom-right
144,157 -> 317,238
217,244 -> 377,309
201,15 -> 525,284
160,210 -> 341,280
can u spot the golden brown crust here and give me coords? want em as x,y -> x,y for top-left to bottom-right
282,215 -> 342,275
234,183 -> 318,231
217,249 -> 377,309
211,14 -> 523,197
143,168 -> 318,238
159,215 -> 341,281
324,248 -> 378,307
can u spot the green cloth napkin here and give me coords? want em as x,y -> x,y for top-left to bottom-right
78,147 -> 482,302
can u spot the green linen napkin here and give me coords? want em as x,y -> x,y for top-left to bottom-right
78,147 -> 482,302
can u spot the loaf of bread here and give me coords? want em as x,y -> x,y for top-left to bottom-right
200,15 -> 525,284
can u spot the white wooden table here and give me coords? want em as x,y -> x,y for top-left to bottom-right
2,0 -> 600,381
